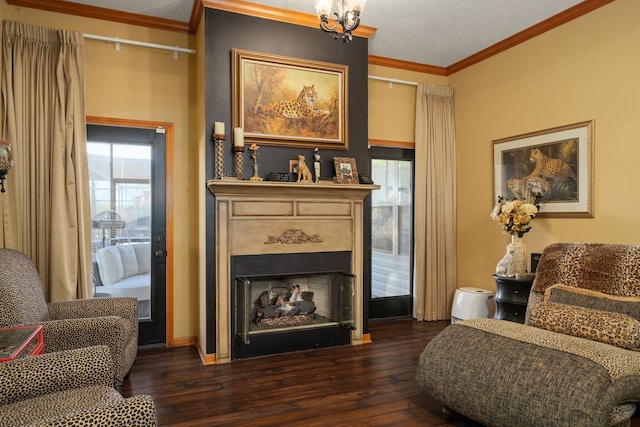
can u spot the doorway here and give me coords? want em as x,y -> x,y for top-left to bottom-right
369,146 -> 414,319
86,122 -> 168,346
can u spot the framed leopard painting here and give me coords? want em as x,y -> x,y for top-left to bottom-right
232,49 -> 348,150
492,120 -> 594,218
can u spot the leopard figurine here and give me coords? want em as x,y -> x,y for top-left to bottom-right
261,85 -> 333,128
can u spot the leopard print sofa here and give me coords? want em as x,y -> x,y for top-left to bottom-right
0,248 -> 138,390
0,346 -> 156,426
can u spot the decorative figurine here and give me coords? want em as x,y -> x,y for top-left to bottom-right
249,143 -> 263,181
313,148 -> 321,183
296,154 -> 313,183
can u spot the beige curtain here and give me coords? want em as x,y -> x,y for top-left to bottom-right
0,21 -> 91,301
414,83 -> 457,321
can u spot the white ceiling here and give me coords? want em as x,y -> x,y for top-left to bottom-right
47,0 -> 586,67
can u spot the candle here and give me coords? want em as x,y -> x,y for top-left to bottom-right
233,127 -> 244,147
214,121 -> 225,136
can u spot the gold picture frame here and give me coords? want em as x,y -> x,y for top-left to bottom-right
232,49 -> 348,150
334,157 -> 359,184
492,120 -> 594,218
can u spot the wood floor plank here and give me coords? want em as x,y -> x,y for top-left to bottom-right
124,318 -> 640,426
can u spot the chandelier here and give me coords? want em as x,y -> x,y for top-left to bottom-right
312,0 -> 367,43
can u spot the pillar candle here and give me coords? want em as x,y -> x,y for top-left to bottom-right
214,121 -> 225,136
233,128 -> 244,147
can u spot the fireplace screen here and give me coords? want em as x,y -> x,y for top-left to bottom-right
235,272 -> 356,344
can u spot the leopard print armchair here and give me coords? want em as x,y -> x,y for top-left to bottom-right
0,345 -> 156,426
0,248 -> 138,391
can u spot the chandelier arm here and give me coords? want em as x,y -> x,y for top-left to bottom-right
342,12 -> 361,32
319,14 -> 339,33
343,19 -> 360,32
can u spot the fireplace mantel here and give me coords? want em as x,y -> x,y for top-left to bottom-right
207,179 -> 379,363
207,179 -> 377,198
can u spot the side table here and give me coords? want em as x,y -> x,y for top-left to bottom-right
0,324 -> 44,362
493,275 -> 534,324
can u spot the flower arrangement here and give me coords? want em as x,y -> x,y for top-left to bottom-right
490,196 -> 539,238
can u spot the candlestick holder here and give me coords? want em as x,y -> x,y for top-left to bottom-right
233,145 -> 245,180
213,133 -> 225,179
249,144 -> 263,181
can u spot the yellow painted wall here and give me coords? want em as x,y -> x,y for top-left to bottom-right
3,5 -> 199,341
451,0 -> 640,290
195,16 -> 208,357
368,65 -> 447,143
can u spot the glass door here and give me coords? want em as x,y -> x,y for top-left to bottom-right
369,147 -> 414,318
87,124 -> 166,346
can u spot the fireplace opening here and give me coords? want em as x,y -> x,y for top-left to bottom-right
230,251 -> 354,359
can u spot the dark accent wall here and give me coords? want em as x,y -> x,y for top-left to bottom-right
204,8 -> 370,355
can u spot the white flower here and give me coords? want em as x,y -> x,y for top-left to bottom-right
502,200 -> 516,213
491,196 -> 540,237
522,203 -> 538,216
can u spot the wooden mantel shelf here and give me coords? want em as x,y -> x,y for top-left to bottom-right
207,179 -> 380,197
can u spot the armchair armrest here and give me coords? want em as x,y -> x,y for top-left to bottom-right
40,317 -> 132,354
48,297 -> 138,327
29,395 -> 157,427
0,346 -> 113,405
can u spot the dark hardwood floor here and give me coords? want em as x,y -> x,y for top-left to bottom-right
124,319 -> 640,426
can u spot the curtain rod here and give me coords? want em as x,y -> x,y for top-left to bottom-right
368,75 -> 418,87
84,33 -> 196,59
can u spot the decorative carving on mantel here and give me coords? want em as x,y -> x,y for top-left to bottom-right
265,229 -> 322,245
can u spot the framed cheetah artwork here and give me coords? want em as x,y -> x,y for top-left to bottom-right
232,49 -> 348,150
492,120 -> 594,218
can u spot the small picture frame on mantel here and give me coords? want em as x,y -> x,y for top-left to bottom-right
334,157 -> 359,184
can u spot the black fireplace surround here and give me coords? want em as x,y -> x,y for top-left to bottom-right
230,251 -> 353,359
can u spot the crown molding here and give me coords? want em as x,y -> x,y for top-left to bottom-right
368,55 -> 447,76
6,0 -> 192,33
189,0 -> 204,34
202,0 -> 376,39
447,0 -> 616,75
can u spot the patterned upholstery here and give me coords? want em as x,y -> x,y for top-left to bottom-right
416,243 -> 640,427
0,346 -> 156,426
0,249 -> 138,389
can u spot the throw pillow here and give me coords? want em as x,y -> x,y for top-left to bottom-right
529,301 -> 640,349
96,246 -> 124,286
544,284 -> 640,321
117,245 -> 139,278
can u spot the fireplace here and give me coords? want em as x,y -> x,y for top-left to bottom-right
231,251 -> 355,359
207,180 -> 378,363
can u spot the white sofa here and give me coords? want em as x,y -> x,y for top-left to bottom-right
94,243 -> 151,301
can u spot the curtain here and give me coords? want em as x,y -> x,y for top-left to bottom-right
1,21 -> 91,301
414,84 -> 457,321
